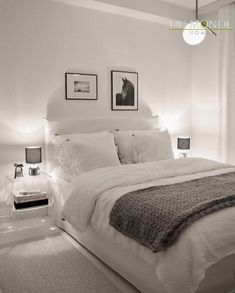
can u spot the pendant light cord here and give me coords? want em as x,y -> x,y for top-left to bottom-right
196,0 -> 217,36
196,0 -> 199,20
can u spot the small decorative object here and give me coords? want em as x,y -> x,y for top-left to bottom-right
14,163 -> 24,179
25,146 -> 42,176
65,73 -> 98,100
177,137 -> 190,158
111,70 -> 138,111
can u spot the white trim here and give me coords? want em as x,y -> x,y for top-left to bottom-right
200,0 -> 235,14
50,0 -> 170,25
50,0 -> 194,26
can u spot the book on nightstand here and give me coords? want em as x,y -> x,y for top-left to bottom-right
12,190 -> 48,210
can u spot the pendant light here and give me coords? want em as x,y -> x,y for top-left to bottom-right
183,0 -> 216,45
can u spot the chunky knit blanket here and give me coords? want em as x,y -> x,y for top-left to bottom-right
109,172 -> 235,252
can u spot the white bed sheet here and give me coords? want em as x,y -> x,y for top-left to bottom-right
61,158 -> 235,293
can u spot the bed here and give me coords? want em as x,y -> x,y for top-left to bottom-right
45,117 -> 235,293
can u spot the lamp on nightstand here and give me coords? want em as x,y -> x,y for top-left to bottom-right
177,137 -> 190,158
25,146 -> 42,176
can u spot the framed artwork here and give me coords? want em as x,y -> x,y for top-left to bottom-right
65,73 -> 98,100
111,70 -> 138,111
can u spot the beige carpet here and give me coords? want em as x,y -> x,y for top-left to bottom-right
0,234 -> 126,293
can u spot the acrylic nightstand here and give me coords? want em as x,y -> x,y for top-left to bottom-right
0,172 -> 58,246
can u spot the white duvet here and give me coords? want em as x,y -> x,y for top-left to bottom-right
62,158 -> 235,293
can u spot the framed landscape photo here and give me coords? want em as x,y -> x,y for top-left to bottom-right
65,73 -> 98,100
111,70 -> 138,111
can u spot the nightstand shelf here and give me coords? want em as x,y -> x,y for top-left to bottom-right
12,204 -> 49,220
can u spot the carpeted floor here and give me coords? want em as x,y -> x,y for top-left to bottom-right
0,234 -> 129,293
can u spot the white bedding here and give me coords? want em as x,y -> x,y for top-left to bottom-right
62,158 -> 235,293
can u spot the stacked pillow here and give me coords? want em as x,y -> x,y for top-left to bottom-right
54,129 -> 174,181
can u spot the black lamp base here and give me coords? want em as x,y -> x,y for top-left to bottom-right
29,166 -> 40,176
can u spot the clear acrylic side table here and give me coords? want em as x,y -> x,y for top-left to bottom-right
5,172 -> 54,221
1,172 -> 57,246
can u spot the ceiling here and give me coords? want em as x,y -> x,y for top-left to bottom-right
160,0 -> 217,9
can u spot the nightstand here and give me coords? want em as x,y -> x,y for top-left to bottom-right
5,172 -> 53,214
0,172 -> 58,246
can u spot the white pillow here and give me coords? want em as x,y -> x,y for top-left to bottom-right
54,131 -> 112,170
56,132 -> 120,178
133,130 -> 174,163
52,166 -> 73,182
113,129 -> 160,164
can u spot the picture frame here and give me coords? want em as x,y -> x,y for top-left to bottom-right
111,70 -> 138,111
65,73 -> 98,100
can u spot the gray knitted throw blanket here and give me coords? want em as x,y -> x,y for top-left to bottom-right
109,172 -> 235,253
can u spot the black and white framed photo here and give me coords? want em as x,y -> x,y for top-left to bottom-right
65,73 -> 98,100
111,70 -> 138,111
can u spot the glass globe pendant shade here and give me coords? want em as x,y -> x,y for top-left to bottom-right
183,21 -> 206,45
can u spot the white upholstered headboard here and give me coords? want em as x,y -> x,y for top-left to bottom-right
44,116 -> 159,173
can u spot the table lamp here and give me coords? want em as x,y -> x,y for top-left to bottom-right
25,146 -> 42,176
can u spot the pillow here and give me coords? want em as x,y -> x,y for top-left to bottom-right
133,130 -> 174,163
54,131 -> 112,169
56,132 -> 120,178
52,166 -> 73,182
113,129 -> 161,164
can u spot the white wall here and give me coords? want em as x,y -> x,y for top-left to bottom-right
191,9 -> 235,163
191,11 -> 221,160
0,0 -> 191,200
221,3 -> 235,164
